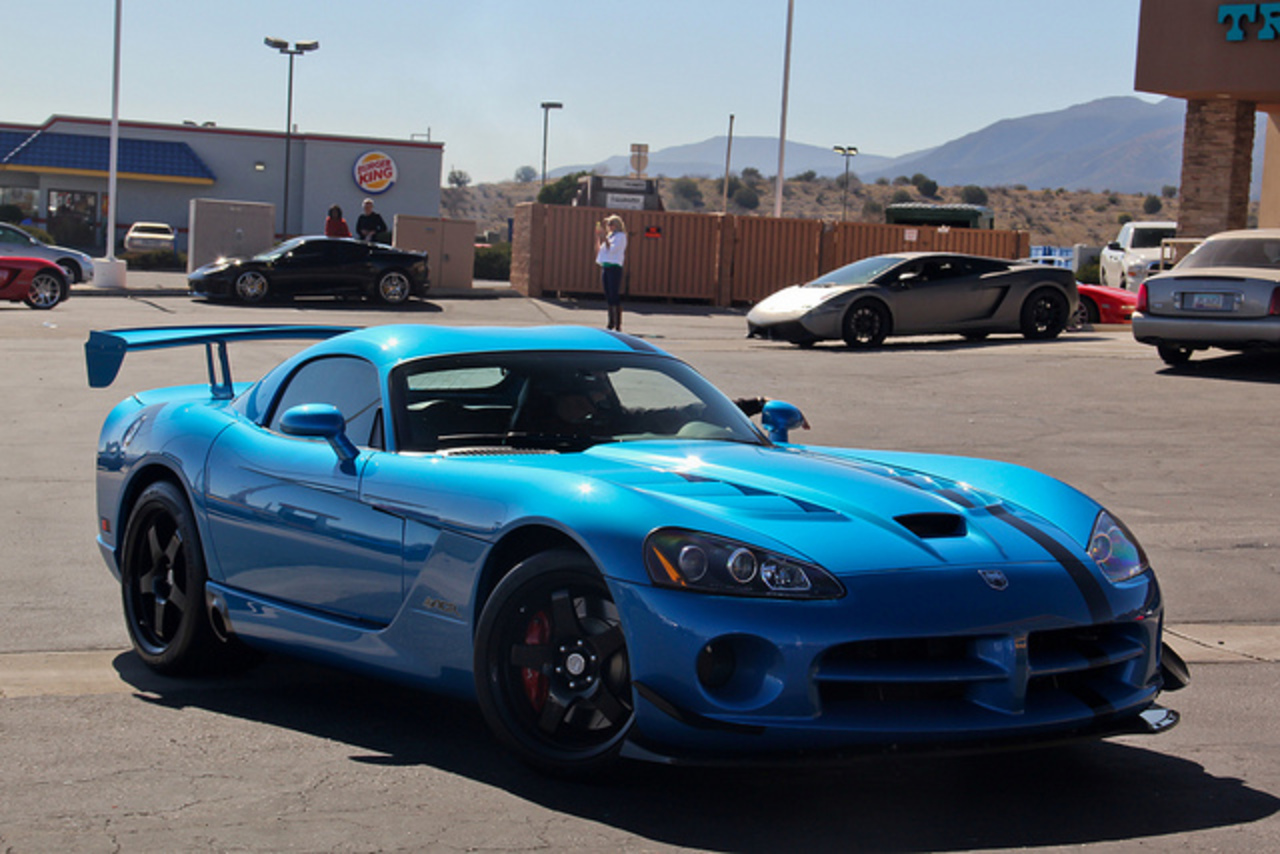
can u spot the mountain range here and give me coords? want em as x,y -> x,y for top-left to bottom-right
561,97 -> 1265,195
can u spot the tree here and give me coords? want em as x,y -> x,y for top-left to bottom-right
1117,213 -> 1133,225
1143,194 -> 1163,215
916,178 -> 939,198
670,177 -> 704,210
1162,184 -> 1178,198
890,188 -> 913,204
447,168 -> 472,188
514,165 -> 537,183
741,166 -> 764,186
732,185 -> 760,210
960,185 -> 989,206
792,169 -> 817,182
537,171 -> 587,205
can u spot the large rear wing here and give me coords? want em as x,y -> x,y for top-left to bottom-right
86,324 -> 355,398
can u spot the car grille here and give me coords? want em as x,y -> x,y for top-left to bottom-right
814,621 -> 1150,721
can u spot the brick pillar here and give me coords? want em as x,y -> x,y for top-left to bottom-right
1178,99 -> 1255,238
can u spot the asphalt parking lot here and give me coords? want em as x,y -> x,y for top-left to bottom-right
1,274 -> 1277,852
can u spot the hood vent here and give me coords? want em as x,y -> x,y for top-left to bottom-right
895,512 -> 967,539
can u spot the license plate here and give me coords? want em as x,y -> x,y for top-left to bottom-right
1184,292 -> 1230,311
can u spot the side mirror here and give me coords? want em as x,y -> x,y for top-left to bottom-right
761,400 -> 808,444
1106,241 -> 1122,251
280,403 -> 359,462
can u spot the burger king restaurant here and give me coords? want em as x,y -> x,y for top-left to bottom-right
0,115 -> 443,253
1137,0 -> 1280,236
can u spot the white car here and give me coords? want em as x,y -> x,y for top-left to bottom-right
1100,221 -> 1177,289
123,222 -> 176,252
0,221 -> 95,284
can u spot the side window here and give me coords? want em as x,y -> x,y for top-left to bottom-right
268,356 -> 382,448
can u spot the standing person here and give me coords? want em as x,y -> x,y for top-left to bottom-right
324,204 -> 351,238
356,198 -> 387,242
594,215 -> 628,331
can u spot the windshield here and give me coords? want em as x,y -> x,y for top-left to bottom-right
1131,227 -> 1177,249
255,237 -> 307,261
804,255 -> 904,287
1177,236 -> 1280,271
391,351 -> 764,452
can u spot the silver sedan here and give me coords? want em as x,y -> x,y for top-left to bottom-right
1132,228 -> 1280,366
746,252 -> 1078,348
0,222 -> 95,284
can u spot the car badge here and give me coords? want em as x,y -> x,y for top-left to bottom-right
979,569 -> 1009,591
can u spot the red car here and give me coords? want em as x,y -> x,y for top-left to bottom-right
1076,281 -> 1137,325
0,257 -> 69,309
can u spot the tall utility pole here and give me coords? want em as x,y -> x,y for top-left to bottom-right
264,37 -> 319,238
774,0 -> 794,218
540,101 -> 563,187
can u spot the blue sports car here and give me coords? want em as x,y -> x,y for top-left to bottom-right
86,324 -> 1186,773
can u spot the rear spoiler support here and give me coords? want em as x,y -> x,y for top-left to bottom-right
86,325 -> 356,397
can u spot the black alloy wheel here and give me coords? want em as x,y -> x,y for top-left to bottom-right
119,481 -> 220,675
474,550 -> 633,774
841,300 -> 890,348
1020,287 -> 1070,340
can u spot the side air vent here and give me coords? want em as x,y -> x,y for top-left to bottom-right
895,512 -> 967,539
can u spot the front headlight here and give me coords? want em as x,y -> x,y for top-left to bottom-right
644,528 -> 844,599
1088,510 -> 1150,583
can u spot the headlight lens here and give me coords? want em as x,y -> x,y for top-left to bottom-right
1088,510 -> 1150,583
645,528 -> 844,599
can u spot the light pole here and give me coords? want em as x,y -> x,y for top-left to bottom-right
264,37 -> 319,238
540,101 -> 562,187
833,145 -> 858,222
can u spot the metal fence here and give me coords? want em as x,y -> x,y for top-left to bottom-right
512,203 -> 1030,306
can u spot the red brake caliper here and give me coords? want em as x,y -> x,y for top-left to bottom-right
521,611 -> 550,711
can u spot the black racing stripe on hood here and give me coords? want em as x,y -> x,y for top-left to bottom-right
989,505 -> 1112,625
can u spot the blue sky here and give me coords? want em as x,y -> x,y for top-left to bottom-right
10,1 -> 1153,183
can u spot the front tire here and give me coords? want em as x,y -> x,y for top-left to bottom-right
119,482 -> 220,675
841,300 -> 890,348
234,270 -> 269,304
373,270 -> 411,305
24,270 -> 67,309
1020,287 -> 1069,340
474,550 -> 633,774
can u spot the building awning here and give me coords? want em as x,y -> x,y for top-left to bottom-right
0,131 -> 216,185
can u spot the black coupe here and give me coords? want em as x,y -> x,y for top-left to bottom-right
188,237 -> 429,305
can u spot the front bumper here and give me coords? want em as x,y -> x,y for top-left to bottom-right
612,561 -> 1169,759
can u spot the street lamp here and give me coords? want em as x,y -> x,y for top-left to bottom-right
540,101 -> 562,187
833,145 -> 859,222
264,37 -> 319,237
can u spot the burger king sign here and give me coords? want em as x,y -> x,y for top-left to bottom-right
354,150 -> 397,195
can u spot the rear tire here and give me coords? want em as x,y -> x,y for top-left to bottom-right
1157,344 -> 1193,366
1020,287 -> 1069,340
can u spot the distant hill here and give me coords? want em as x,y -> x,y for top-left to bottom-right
557,96 -> 1264,195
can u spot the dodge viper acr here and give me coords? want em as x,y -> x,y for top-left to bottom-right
1,256 -> 69,309
747,253 -> 1078,347
85,323 -> 1185,773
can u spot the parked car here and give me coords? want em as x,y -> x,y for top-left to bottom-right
746,253 -> 1078,348
1075,281 -> 1138,325
123,222 -> 175,252
188,236 -> 429,305
86,323 -> 1186,774
0,256 -> 69,309
0,221 -> 94,284
1099,221 -> 1177,289
1133,228 -> 1280,365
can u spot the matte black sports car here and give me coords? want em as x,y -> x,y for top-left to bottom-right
747,253 -> 1078,348
188,237 -> 429,305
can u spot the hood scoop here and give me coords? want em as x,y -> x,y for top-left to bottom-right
895,512 -> 967,539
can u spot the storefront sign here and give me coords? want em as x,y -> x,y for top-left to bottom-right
353,150 -> 397,194
605,193 -> 645,210
1218,3 -> 1280,41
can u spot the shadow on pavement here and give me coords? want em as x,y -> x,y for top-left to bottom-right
1157,351 -> 1280,384
115,652 -> 1279,853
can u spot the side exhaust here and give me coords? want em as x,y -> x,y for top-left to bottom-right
205,589 -> 233,644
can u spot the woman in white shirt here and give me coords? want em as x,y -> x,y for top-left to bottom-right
594,215 -> 628,331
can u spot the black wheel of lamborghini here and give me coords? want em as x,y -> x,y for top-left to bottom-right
841,300 -> 890,348
1020,287 -> 1069,340
119,481 -> 221,675
234,270 -> 269,304
474,550 -> 633,775
372,270 -> 412,305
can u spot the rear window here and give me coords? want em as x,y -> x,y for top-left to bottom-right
1179,237 -> 1280,270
